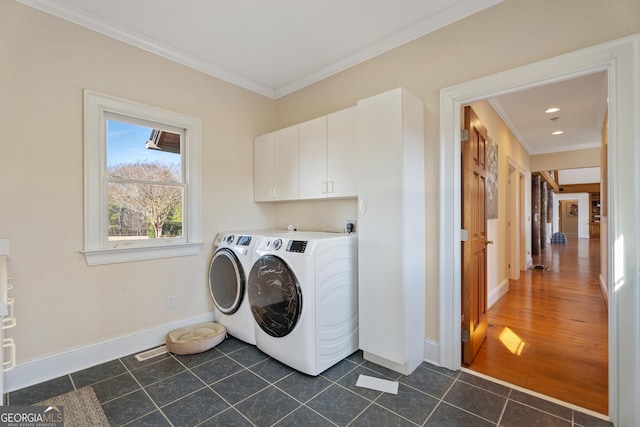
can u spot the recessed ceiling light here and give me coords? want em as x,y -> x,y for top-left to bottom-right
545,107 -> 560,113
552,130 -> 564,135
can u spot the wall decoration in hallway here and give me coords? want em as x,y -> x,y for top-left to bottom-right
486,138 -> 498,219
569,203 -> 578,216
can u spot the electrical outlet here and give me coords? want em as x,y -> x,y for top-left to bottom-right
167,295 -> 176,309
345,220 -> 356,233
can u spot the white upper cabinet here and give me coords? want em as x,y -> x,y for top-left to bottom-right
254,132 -> 275,202
254,125 -> 299,202
255,106 -> 356,202
274,124 -> 299,200
299,116 -> 328,199
298,106 -> 357,200
327,106 -> 357,198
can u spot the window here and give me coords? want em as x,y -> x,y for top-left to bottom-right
83,91 -> 202,265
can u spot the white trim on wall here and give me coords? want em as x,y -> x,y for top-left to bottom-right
4,312 -> 214,393
488,278 -> 510,309
423,339 -> 440,367
439,34 -> 640,426
82,90 -> 203,265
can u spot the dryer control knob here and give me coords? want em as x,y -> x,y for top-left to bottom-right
226,235 -> 235,244
273,239 -> 282,250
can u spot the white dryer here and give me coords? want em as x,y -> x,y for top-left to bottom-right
208,232 -> 260,345
247,232 -> 358,376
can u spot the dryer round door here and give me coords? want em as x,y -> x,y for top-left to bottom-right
208,248 -> 245,314
248,255 -> 302,338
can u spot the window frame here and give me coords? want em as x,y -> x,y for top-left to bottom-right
83,90 -> 202,265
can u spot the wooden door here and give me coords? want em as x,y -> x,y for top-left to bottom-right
462,106 -> 489,365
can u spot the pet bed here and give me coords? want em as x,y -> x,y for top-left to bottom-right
166,322 -> 226,355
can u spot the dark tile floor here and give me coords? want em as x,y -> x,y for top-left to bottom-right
7,337 -> 612,426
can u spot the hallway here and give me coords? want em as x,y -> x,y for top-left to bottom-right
468,237 -> 608,414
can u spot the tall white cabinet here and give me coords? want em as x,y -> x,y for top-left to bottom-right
357,88 -> 425,375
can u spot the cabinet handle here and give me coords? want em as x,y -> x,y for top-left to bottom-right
322,182 -> 327,194
2,298 -> 15,330
328,181 -> 334,194
3,338 -> 15,372
273,186 -> 278,198
359,199 -> 367,215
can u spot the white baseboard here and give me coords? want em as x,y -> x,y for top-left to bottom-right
423,338 -> 439,366
5,312 -> 214,393
488,279 -> 509,309
599,274 -> 608,305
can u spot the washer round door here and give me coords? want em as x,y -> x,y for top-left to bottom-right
248,255 -> 302,338
208,248 -> 244,314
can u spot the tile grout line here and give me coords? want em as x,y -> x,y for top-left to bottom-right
419,372 -> 458,427
175,353 -> 260,426
432,375 -> 504,426
461,369 -> 589,425
68,374 -> 78,391
116,356 -> 175,427
495,387 -> 513,426
461,366 -> 610,421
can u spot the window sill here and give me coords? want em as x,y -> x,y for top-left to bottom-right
82,243 -> 203,266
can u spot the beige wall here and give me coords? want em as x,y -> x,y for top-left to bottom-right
274,0 -> 640,342
0,1 -> 276,362
530,148 -> 601,172
2,0 -> 639,379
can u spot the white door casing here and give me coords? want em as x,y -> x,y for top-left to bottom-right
439,34 -> 640,426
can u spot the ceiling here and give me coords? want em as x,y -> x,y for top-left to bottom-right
17,0 -> 502,99
489,72 -> 608,156
489,72 -> 607,185
17,0 -> 608,160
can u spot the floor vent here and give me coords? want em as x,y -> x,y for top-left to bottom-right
134,345 -> 168,362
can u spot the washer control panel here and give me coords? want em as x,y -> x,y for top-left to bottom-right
286,240 -> 308,253
236,235 -> 252,246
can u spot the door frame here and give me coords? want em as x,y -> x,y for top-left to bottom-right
556,194 -> 589,238
438,34 -> 640,425
507,157 -> 527,280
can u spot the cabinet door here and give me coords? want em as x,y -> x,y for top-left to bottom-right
299,116 -> 328,199
254,132 -> 274,202
328,106 -> 357,198
274,124 -> 299,200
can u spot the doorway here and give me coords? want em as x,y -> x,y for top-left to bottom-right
438,36 -> 640,425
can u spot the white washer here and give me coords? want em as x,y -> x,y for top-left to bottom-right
248,232 -> 358,375
208,232 -> 261,345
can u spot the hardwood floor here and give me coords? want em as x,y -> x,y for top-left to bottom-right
468,237 -> 608,414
